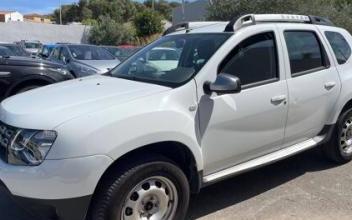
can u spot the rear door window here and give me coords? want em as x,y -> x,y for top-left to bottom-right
325,31 -> 351,64
284,31 -> 329,76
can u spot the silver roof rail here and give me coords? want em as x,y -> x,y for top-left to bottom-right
224,14 -> 334,32
163,21 -> 225,36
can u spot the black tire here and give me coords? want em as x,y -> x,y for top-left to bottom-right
323,108 -> 352,164
88,155 -> 190,220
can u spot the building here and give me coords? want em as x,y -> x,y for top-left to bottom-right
0,11 -> 23,22
172,0 -> 210,24
24,14 -> 51,24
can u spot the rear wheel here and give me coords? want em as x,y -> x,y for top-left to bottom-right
89,156 -> 190,220
323,108 -> 352,163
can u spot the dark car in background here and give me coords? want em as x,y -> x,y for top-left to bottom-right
0,56 -> 73,101
49,44 -> 120,77
0,43 -> 29,57
101,45 -> 140,61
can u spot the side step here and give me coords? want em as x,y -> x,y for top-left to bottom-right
203,137 -> 323,184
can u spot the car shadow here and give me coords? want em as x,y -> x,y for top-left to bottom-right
186,147 -> 338,220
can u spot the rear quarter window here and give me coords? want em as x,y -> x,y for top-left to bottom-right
325,31 -> 351,65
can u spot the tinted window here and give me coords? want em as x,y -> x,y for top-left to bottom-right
325,31 -> 351,64
0,46 -> 14,56
284,31 -> 327,75
2,44 -> 27,56
219,32 -> 278,86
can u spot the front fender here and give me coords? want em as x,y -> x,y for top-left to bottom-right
47,82 -> 203,170
5,74 -> 56,97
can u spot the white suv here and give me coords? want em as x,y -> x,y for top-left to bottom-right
1,14 -> 352,220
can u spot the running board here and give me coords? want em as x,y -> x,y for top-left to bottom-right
203,137 -> 323,184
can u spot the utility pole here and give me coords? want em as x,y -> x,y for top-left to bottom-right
182,0 -> 185,21
152,0 -> 155,10
59,0 -> 62,25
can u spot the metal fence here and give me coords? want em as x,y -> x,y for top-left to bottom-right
0,21 -> 90,44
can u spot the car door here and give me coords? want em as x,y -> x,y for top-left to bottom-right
197,26 -> 289,175
277,25 -> 341,147
0,58 -> 11,99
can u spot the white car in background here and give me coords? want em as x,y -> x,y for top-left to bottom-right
147,47 -> 180,71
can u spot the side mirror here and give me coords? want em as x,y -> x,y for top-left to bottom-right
63,57 -> 70,64
204,73 -> 241,95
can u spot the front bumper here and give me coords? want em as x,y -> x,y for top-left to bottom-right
0,180 -> 91,220
0,155 -> 113,220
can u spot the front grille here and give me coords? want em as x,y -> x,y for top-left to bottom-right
0,121 -> 16,162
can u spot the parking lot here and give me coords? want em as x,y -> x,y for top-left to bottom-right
1,147 -> 351,220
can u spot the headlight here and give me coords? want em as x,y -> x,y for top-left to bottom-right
7,129 -> 57,166
79,65 -> 98,75
49,68 -> 69,75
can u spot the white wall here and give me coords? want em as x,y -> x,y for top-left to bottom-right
5,12 -> 23,22
0,22 -> 90,44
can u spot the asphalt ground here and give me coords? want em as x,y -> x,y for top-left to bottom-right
1,148 -> 351,220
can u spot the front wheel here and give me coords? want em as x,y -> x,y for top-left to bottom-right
89,156 -> 190,220
323,108 -> 352,163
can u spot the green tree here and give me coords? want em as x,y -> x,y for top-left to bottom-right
89,16 -> 135,45
53,4 -> 80,24
133,9 -> 163,37
143,0 -> 181,21
207,0 -> 352,32
89,0 -> 136,23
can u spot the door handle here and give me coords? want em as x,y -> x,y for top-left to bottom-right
324,82 -> 336,90
271,95 -> 287,104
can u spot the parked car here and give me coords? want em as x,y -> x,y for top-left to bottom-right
1,14 -> 352,220
147,47 -> 180,71
0,43 -> 28,57
49,44 -> 120,77
17,40 -> 42,56
0,56 -> 73,101
101,45 -> 140,61
37,44 -> 56,59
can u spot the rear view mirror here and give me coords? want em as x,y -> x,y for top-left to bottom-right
204,73 -> 241,95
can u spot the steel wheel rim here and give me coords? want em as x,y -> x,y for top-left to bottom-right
121,176 -> 178,220
340,117 -> 352,155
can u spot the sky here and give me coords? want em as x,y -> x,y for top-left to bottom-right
0,0 -> 187,15
0,0 -> 79,14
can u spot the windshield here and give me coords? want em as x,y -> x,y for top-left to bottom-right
0,47 -> 14,56
4,45 -> 28,56
111,34 -> 230,87
24,42 -> 41,49
68,45 -> 115,60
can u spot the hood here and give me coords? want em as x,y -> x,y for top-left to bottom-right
0,75 -> 170,129
3,56 -> 64,68
75,59 -> 121,73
